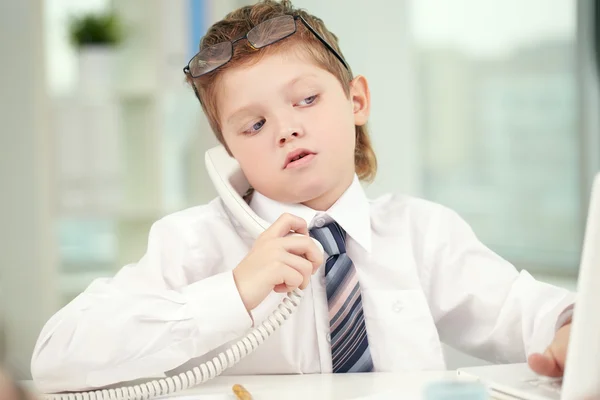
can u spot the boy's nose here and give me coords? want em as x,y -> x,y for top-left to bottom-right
279,131 -> 299,145
278,127 -> 303,146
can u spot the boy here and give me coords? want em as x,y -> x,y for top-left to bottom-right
31,0 -> 575,393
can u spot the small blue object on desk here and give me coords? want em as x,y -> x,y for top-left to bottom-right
423,380 -> 489,400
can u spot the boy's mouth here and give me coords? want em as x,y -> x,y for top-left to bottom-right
284,149 -> 316,169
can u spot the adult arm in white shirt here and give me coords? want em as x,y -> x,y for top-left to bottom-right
31,210 -> 253,393
422,205 -> 575,363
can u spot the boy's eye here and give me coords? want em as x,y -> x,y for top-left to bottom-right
297,95 -> 318,106
243,119 -> 265,135
252,120 -> 265,131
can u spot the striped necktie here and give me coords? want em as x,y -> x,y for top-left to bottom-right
310,221 -> 374,373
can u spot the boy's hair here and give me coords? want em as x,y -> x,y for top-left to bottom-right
186,0 -> 377,182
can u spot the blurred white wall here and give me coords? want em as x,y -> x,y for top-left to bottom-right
0,0 -> 58,377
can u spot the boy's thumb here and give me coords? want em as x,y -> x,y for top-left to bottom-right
527,349 -> 562,377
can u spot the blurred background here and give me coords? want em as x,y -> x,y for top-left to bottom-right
0,0 -> 598,379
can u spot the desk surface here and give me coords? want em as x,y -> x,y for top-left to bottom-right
27,371 -> 472,400
150,371 -> 460,400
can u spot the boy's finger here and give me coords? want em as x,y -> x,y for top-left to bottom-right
280,236 -> 324,268
262,213 -> 308,239
528,350 -> 563,377
281,253 -> 313,289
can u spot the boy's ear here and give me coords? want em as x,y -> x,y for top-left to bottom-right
350,75 -> 370,126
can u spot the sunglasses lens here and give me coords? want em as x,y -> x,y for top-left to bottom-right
247,15 -> 296,48
189,41 -> 233,77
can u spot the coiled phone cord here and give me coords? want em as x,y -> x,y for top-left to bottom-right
43,289 -> 303,400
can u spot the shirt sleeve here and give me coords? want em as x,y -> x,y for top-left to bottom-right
31,216 -> 252,393
422,205 -> 576,363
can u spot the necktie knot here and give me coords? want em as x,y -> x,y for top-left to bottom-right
310,221 -> 346,256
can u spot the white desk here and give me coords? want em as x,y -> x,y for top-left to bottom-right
147,371 -> 460,399
28,371 -> 479,400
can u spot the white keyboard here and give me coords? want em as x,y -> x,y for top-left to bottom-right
524,377 -> 563,393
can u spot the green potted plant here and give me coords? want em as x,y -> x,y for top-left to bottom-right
69,11 -> 123,95
70,12 -> 122,48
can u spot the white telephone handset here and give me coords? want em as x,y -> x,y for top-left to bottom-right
205,145 -> 271,237
45,146 -> 323,400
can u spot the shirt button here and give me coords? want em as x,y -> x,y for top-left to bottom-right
326,333 -> 331,343
392,300 -> 403,313
315,218 -> 326,227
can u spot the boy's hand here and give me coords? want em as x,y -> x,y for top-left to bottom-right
233,213 -> 324,311
527,323 -> 571,377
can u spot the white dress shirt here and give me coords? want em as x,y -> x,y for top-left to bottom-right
31,176 -> 575,393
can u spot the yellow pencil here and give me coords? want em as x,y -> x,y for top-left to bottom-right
232,383 -> 253,400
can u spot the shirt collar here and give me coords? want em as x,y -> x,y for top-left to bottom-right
249,175 -> 372,252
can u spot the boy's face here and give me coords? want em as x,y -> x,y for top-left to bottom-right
216,47 -> 370,210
